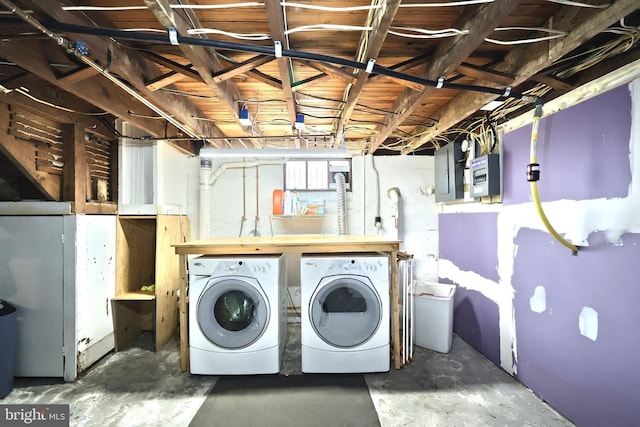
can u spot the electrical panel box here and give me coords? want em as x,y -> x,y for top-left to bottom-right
435,142 -> 464,202
470,154 -> 501,198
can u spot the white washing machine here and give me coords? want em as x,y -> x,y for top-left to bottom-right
188,254 -> 287,375
300,254 -> 390,373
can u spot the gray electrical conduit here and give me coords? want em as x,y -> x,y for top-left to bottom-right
36,18 -> 535,103
199,159 -> 284,238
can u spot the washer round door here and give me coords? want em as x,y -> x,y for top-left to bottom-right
309,275 -> 382,348
196,277 -> 270,349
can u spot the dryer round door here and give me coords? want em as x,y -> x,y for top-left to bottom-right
196,277 -> 270,349
309,275 -> 382,348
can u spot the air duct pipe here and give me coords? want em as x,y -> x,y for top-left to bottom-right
335,172 -> 348,235
527,104 -> 579,255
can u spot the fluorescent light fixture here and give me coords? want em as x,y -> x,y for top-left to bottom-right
238,108 -> 251,126
199,148 -> 349,159
294,113 -> 305,130
481,98 -> 506,111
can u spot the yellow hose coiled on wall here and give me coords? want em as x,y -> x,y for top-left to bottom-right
528,104 -> 579,255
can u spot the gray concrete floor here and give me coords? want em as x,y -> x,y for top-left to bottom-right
3,323 -> 572,426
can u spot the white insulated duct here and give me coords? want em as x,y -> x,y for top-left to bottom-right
335,172 -> 348,235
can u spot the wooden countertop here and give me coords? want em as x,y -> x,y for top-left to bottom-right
173,234 -> 401,255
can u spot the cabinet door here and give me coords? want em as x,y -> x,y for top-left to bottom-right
0,216 -> 64,377
75,215 -> 116,371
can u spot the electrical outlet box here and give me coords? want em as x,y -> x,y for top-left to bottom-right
470,154 -> 500,197
435,142 -> 464,202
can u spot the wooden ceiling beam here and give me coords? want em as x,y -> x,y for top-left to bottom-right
455,62 -> 515,86
141,51 -> 203,90
0,38 -> 168,137
264,0 -> 298,128
145,70 -> 187,91
145,0 -> 255,139
21,0 -> 224,143
140,50 -> 203,82
336,0 -> 403,139
57,66 -> 99,85
298,60 -> 356,84
370,0 -> 523,152
530,74 -> 574,92
212,55 -> 275,84
402,0 -> 639,153
217,56 -> 283,89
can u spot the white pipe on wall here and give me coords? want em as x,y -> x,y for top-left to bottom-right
198,159 -> 284,238
199,159 -> 212,238
335,172 -> 348,235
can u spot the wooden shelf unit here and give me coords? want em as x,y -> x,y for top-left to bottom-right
112,214 -> 188,351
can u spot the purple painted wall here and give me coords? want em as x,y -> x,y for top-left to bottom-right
513,229 -> 640,427
439,82 -> 638,425
502,87 -> 631,205
439,213 -> 499,282
439,213 -> 501,365
452,286 -> 501,366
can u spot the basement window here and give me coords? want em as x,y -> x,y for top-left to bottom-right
284,159 -> 351,191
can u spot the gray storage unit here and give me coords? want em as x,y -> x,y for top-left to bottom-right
0,301 -> 17,398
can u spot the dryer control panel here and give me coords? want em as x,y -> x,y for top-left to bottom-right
333,258 -> 384,274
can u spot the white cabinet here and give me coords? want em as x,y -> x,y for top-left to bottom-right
0,212 -> 116,381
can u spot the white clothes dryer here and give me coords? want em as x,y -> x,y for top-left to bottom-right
300,254 -> 390,373
188,255 -> 287,375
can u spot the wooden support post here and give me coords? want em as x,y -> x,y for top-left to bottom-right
179,253 -> 189,372
62,123 -> 86,212
390,249 -> 401,369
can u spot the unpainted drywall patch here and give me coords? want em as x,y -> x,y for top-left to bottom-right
579,306 -> 599,341
529,286 -> 546,313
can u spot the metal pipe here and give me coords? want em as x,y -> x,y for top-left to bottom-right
0,0 -> 200,139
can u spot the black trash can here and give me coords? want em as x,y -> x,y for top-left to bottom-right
0,300 -> 17,399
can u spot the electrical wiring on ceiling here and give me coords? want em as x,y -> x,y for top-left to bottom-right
13,113 -> 61,134
187,28 -> 271,41
2,86 -> 109,116
489,19 -> 639,122
61,5 -> 147,11
59,0 -> 611,12
388,27 -> 469,39
285,24 -> 373,35
281,2 -> 381,12
485,27 -> 568,46
157,88 -> 220,99
545,0 -> 611,8
398,0 -> 495,6
171,2 -> 263,9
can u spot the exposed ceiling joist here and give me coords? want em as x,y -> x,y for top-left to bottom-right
402,0 -> 640,153
336,0 -> 403,139
370,0 -> 524,152
264,0 -> 297,127
17,0 -> 224,142
145,0 -> 256,139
